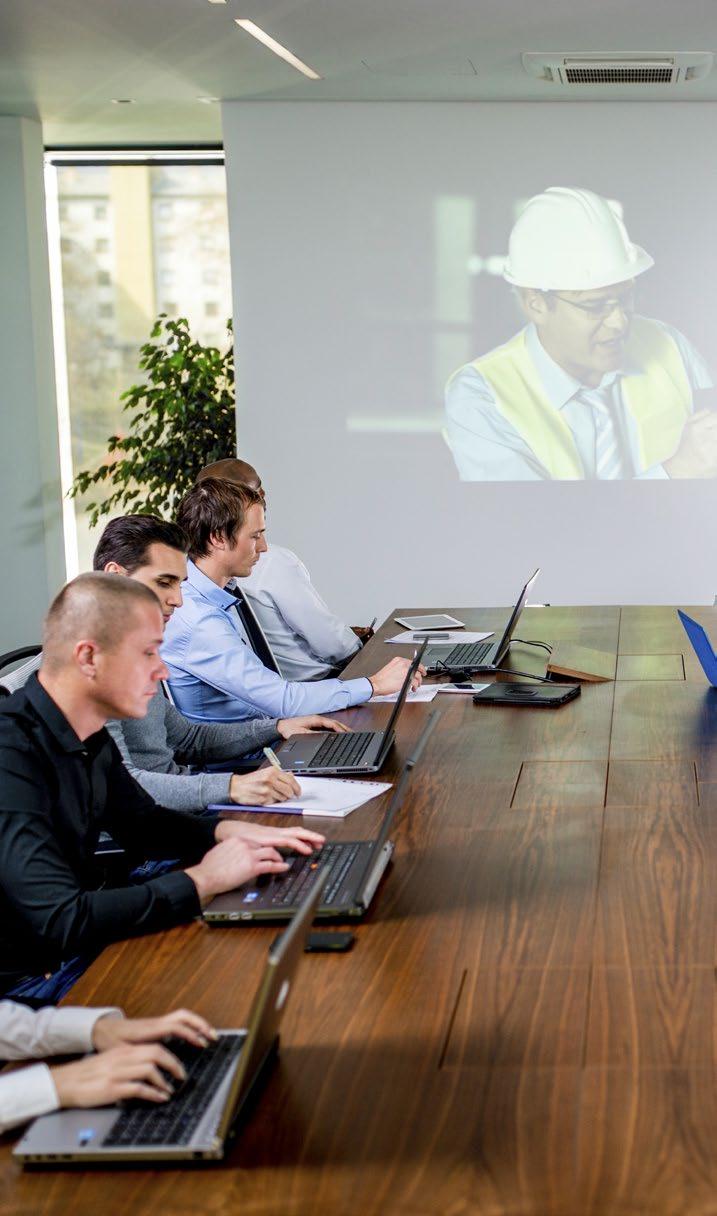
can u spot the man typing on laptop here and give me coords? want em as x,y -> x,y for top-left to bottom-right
0,574 -> 323,1001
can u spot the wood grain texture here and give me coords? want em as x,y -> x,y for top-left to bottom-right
5,606 -> 717,1214
616,653 -> 685,681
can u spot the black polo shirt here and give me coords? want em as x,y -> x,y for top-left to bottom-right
0,674 -> 219,993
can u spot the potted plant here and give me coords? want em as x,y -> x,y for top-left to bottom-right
70,314 -> 237,526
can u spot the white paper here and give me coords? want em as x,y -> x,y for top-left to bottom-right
385,630 -> 494,646
436,683 -> 490,694
236,777 -> 392,818
369,687 -> 439,704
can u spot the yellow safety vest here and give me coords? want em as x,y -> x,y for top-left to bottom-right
459,318 -> 691,478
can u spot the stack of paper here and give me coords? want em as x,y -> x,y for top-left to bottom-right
208,777 -> 392,819
370,687 -> 439,703
385,630 -> 494,646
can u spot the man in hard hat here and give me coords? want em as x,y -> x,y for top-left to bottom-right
445,186 -> 717,480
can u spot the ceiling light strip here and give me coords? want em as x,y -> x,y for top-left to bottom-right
235,19 -> 321,80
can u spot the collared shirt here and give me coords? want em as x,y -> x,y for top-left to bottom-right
0,675 -> 218,994
242,545 -> 361,681
0,1001 -> 121,1134
107,690 -> 280,811
162,560 -> 372,723
445,320 -> 713,481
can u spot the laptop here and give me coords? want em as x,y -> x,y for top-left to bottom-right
272,640 -> 428,774
422,569 -> 540,673
203,711 -> 438,924
678,610 -> 717,684
14,872 -> 328,1166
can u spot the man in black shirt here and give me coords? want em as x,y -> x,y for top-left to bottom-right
0,573 -> 323,1000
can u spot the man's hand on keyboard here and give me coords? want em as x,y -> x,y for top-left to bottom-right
368,656 -> 426,697
229,768 -> 300,805
277,714 -> 350,737
92,1008 -> 217,1053
185,837 -> 289,906
51,1042 -> 187,1110
216,820 -> 325,855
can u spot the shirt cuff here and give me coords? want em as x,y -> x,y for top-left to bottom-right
343,677 -> 373,705
0,1064 -> 60,1135
637,462 -> 670,480
44,1006 -> 123,1055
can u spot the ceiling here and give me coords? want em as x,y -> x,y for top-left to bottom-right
1,0 -> 717,146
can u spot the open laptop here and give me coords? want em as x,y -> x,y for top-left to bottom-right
422,569 -> 540,673
204,711 -> 438,925
14,872 -> 328,1167
272,640 -> 428,774
678,610 -> 717,684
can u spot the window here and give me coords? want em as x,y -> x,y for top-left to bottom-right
46,154 -> 233,574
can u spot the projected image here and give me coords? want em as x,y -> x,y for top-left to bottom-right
444,187 -> 716,481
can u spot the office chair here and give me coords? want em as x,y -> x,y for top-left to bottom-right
0,645 -> 42,697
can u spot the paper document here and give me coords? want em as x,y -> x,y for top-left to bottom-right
370,687 -> 439,704
436,683 -> 490,695
207,777 -> 392,819
385,630 -> 494,646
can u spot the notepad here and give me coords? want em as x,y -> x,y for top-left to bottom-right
207,777 -> 392,819
370,687 -> 439,703
385,630 -> 493,646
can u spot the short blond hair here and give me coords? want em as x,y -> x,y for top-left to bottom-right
42,573 -> 161,673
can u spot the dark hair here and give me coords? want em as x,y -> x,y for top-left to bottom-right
92,515 -> 188,574
176,477 -> 263,559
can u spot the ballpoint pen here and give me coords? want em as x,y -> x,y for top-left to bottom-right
263,746 -> 285,770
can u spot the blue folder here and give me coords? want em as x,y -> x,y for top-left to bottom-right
677,610 -> 717,685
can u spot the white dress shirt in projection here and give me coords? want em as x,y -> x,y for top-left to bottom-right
241,545 -> 360,680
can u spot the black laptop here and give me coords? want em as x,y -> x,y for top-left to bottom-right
422,569 -> 540,673
272,640 -> 428,774
203,712 -> 438,924
14,872 -> 328,1166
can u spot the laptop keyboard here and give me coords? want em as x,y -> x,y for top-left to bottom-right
102,1033 -> 246,1148
268,842 -> 362,906
431,641 -> 494,669
308,730 -> 378,769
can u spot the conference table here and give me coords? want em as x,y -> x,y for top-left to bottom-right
3,603 -> 717,1215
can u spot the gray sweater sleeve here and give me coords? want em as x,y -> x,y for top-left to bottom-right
106,706 -> 281,813
162,700 -> 280,767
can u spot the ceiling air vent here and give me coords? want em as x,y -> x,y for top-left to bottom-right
522,52 -> 714,86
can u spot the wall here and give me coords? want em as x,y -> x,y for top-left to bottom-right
223,101 -> 717,620
0,117 -> 65,649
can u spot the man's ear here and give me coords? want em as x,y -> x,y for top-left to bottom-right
519,288 -> 551,326
208,531 -> 227,552
103,561 -> 127,576
74,640 -> 99,680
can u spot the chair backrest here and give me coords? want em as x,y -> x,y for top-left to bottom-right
0,647 -> 42,697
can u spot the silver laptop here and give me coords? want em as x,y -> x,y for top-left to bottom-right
422,569 -> 540,673
203,712 -> 438,924
14,872 -> 328,1166
272,640 -> 427,774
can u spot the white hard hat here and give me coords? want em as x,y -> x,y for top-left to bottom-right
503,187 -> 654,291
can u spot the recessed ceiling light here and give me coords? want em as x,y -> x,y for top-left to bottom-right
111,98 -> 136,105
206,0 -> 227,4
235,19 -> 321,80
196,96 -> 220,104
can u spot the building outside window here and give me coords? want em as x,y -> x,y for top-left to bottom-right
46,155 -> 233,573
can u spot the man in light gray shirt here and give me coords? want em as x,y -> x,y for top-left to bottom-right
94,515 -> 348,811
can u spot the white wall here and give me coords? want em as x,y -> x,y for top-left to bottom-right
223,102 -> 717,619
0,118 -> 65,650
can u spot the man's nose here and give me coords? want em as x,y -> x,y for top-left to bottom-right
602,303 -> 630,332
154,660 -> 170,682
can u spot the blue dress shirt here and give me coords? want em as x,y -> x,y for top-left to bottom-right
162,561 -> 373,722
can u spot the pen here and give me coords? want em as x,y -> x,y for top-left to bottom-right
368,616 -> 377,631
263,746 -> 284,770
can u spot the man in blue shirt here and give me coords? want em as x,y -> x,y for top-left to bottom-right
163,478 -> 422,722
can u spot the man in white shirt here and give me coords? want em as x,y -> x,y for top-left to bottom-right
197,459 -> 371,679
0,1001 -> 216,1135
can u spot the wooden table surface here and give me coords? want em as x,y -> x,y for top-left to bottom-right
4,604 -> 717,1215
